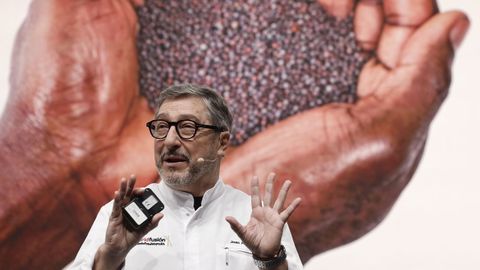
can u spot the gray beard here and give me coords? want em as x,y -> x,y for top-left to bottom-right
159,159 -> 215,186
161,167 -> 196,186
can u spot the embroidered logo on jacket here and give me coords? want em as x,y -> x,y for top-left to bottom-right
138,236 -> 172,246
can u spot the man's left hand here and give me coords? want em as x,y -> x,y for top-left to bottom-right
225,173 -> 302,258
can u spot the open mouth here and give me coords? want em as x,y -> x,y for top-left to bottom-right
163,155 -> 189,165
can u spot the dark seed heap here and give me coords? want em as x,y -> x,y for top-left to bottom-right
137,0 -> 370,145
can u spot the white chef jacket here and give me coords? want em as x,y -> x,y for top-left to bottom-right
70,179 -> 303,269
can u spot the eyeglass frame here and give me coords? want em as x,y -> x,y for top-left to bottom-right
146,119 -> 227,140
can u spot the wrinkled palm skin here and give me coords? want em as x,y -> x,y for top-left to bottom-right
0,1 -> 157,268
0,0 -> 467,268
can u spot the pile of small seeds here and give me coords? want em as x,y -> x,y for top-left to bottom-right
137,0 -> 370,145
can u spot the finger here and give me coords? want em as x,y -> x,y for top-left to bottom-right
377,0 -> 437,68
134,213 -> 164,239
317,0 -> 355,19
263,173 -> 276,207
125,175 -> 136,198
398,11 -> 469,100
118,177 -> 128,200
111,191 -> 123,218
401,11 -> 469,66
144,212 -> 164,232
111,178 -> 127,218
225,216 -> 246,239
251,176 -> 261,209
354,0 -> 383,51
279,198 -> 302,222
132,187 -> 146,196
273,180 -> 292,212
129,0 -> 144,6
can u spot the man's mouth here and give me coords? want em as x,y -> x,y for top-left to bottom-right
163,155 -> 189,165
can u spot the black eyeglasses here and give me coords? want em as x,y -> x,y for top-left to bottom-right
146,119 -> 225,140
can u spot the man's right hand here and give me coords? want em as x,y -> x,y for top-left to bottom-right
94,176 -> 163,270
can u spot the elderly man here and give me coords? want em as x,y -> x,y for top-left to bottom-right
0,0 -> 469,268
71,84 -> 303,269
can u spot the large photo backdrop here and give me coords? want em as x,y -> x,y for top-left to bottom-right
1,1 -> 479,269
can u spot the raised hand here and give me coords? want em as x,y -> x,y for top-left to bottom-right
221,0 -> 469,262
0,0 -> 157,269
94,175 -> 163,270
225,173 -> 301,259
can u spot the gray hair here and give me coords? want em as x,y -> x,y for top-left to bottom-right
155,84 -> 233,132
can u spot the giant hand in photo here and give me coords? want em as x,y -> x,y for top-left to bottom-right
0,0 -> 469,268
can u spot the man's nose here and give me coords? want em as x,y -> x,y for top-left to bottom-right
163,126 -> 181,145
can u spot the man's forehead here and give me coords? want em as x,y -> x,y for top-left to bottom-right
155,96 -> 209,120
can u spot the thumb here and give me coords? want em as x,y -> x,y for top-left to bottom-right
225,216 -> 246,238
133,213 -> 164,241
401,11 -> 470,67
394,11 -> 470,107
143,213 -> 164,233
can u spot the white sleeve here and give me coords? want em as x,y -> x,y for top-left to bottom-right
67,201 -> 114,270
282,223 -> 305,270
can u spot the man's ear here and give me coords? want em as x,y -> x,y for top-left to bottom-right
217,132 -> 230,158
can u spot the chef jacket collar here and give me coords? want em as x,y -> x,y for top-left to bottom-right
157,178 -> 225,210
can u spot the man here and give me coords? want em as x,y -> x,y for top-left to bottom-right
0,0 -> 469,268
71,84 -> 303,269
